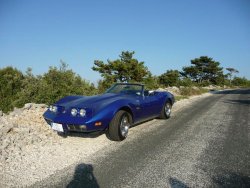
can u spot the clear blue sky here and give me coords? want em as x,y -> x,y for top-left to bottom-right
1,0 -> 250,83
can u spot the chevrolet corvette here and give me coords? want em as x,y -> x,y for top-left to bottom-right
43,83 -> 175,141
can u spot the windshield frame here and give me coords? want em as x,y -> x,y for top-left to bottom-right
105,83 -> 144,96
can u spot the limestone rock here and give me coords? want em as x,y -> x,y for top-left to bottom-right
165,86 -> 181,96
0,103 -> 58,164
31,104 -> 47,109
24,103 -> 33,110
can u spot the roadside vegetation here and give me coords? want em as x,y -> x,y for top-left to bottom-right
1,51 -> 250,113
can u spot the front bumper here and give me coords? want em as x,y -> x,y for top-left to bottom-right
43,110 -> 106,133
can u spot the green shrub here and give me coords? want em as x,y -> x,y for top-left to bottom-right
232,77 -> 250,87
0,63 -> 97,113
158,70 -> 180,87
180,87 -> 208,96
0,67 -> 24,113
179,78 -> 194,87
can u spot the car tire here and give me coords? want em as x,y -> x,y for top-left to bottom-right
108,110 -> 131,141
160,101 -> 172,119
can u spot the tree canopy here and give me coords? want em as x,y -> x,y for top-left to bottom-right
159,70 -> 180,87
92,51 -> 150,84
226,67 -> 239,84
232,76 -> 250,87
180,56 -> 224,85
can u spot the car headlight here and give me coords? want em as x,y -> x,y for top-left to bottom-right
49,105 -> 57,113
49,105 -> 53,111
52,106 -> 58,113
79,109 -> 86,117
71,108 -> 78,116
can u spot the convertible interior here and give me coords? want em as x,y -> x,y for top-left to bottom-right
144,90 -> 155,97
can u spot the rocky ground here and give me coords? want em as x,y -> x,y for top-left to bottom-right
163,85 -> 224,96
0,104 -> 59,163
0,91 -> 215,187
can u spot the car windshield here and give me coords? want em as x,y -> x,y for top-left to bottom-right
106,84 -> 143,95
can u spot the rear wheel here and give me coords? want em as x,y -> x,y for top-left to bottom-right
108,110 -> 131,141
160,101 -> 172,119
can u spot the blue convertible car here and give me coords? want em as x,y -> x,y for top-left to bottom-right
43,83 -> 175,141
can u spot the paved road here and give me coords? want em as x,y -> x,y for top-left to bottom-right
33,89 -> 250,188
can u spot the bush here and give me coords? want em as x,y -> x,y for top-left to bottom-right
158,70 -> 180,87
143,74 -> 160,90
0,63 -> 97,113
0,67 -> 24,113
35,63 -> 97,105
179,78 -> 194,87
180,87 -> 208,96
232,77 -> 250,87
13,68 -> 42,108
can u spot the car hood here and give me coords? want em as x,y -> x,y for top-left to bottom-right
57,93 -> 126,109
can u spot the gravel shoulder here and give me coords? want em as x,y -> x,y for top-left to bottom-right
0,92 -> 214,187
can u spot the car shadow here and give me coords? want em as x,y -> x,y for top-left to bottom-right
131,118 -> 155,127
168,177 -> 189,188
167,172 -> 250,187
58,131 -> 105,139
223,99 -> 250,106
212,89 -> 250,95
212,172 -> 250,187
67,163 -> 99,188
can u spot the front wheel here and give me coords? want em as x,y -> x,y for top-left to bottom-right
160,101 -> 172,119
108,110 -> 131,141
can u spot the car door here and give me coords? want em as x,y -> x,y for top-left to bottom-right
139,94 -> 161,120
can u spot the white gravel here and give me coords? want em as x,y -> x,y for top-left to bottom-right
0,92 -> 213,187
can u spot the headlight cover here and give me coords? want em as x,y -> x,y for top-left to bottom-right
71,108 -> 78,116
49,105 -> 58,113
49,105 -> 53,111
79,109 -> 86,117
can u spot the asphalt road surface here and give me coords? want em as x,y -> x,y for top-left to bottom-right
33,89 -> 250,188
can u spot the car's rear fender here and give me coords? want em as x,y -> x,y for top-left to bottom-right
156,92 -> 175,110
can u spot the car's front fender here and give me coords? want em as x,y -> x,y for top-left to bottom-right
89,99 -> 136,129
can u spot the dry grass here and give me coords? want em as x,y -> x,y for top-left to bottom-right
180,87 -> 208,97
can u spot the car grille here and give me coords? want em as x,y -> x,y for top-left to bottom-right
67,124 -> 86,132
